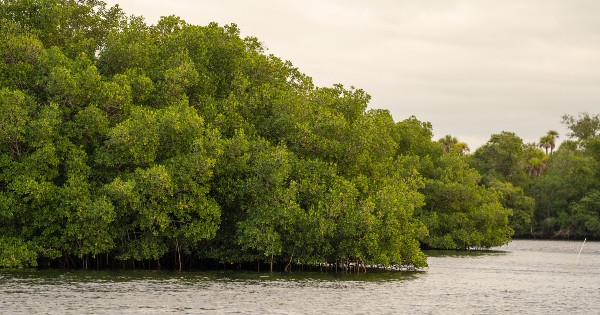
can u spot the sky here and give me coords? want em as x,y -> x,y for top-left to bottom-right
102,0 -> 600,149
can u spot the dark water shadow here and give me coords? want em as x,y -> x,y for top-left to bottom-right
424,249 -> 507,258
202,269 -> 423,283
0,268 -> 423,285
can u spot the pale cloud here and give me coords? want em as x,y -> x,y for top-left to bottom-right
103,0 -> 600,148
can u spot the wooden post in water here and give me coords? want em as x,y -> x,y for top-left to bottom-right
571,238 -> 587,272
575,238 -> 587,264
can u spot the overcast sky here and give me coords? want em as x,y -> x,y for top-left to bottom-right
103,0 -> 600,148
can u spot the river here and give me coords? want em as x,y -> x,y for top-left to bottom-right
1,240 -> 599,314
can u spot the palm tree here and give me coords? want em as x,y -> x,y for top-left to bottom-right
539,135 -> 552,155
454,142 -> 470,155
546,130 -> 559,155
438,135 -> 458,153
524,142 -> 547,176
526,157 -> 546,177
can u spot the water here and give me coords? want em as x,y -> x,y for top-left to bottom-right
1,240 -> 599,314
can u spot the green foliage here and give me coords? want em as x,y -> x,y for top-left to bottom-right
0,237 -> 38,268
562,112 -> 600,140
471,131 -> 529,187
529,149 -> 598,237
0,0 -> 521,270
568,190 -> 600,238
0,0 -> 124,58
470,115 -> 600,239
0,88 -> 34,153
419,154 -> 513,249
486,179 -> 535,237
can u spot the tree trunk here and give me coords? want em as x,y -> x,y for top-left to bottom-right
176,240 -> 182,271
284,254 -> 294,273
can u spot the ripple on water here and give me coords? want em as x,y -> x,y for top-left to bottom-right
1,240 -> 599,314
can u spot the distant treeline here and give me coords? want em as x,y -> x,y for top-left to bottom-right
468,114 -> 600,241
0,1 -> 596,271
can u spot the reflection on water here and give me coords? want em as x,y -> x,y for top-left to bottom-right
1,240 -> 599,314
425,249 -> 506,258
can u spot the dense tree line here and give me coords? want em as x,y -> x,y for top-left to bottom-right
1,0 -> 515,269
469,114 -> 600,240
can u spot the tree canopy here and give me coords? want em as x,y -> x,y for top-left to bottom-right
469,118 -> 600,240
1,0 -> 516,270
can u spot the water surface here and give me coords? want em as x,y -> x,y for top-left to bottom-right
1,240 -> 598,314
